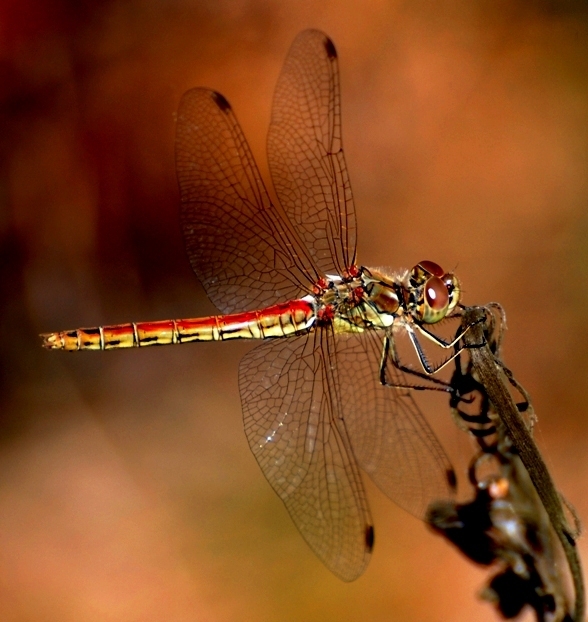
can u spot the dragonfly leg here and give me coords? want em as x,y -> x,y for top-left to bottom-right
378,308 -> 490,391
406,324 -> 470,375
380,309 -> 488,386
378,332 -> 451,392
412,313 -> 482,350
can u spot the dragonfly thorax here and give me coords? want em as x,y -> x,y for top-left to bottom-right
312,261 -> 460,334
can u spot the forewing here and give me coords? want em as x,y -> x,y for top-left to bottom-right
267,29 -> 357,276
239,331 -> 373,581
335,330 -> 456,519
176,88 -> 319,314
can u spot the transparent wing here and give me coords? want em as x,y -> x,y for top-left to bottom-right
175,88 -> 320,314
335,329 -> 456,519
267,29 -> 357,276
239,330 -> 373,581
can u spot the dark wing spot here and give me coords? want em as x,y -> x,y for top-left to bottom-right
211,91 -> 231,113
365,525 -> 375,551
446,468 -> 458,493
324,37 -> 337,60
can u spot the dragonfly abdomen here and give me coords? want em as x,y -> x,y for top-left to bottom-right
41,299 -> 316,351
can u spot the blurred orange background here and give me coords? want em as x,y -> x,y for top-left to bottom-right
2,1 -> 588,620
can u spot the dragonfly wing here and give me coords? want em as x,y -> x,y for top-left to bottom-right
335,330 -> 456,519
176,88 -> 319,314
239,331 -> 373,581
267,29 -> 357,276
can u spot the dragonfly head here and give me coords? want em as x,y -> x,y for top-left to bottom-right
409,260 -> 461,324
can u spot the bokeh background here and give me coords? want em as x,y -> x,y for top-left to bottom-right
2,1 -> 588,620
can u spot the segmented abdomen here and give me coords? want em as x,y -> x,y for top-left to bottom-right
41,299 -> 316,351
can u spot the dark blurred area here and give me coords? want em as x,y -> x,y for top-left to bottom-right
2,1 -> 588,620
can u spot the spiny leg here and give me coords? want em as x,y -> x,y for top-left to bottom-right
378,312 -> 488,389
411,310 -> 485,351
378,333 -> 451,392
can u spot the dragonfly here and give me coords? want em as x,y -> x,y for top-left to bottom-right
42,29 -> 473,581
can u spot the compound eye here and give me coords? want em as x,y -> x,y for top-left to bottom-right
410,260 -> 445,286
421,276 -> 449,323
419,260 -> 444,278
